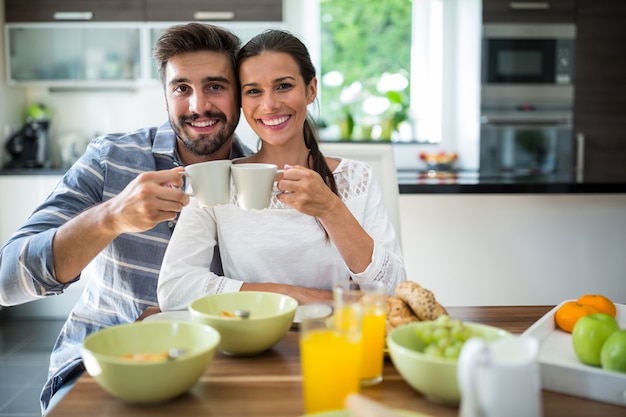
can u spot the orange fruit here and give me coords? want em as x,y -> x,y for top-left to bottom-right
555,301 -> 599,333
577,294 -> 617,318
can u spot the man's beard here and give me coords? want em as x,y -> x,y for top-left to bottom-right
172,111 -> 238,156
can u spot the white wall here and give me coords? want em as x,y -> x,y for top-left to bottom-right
400,193 -> 626,307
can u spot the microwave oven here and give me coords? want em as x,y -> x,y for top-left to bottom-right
482,23 -> 576,85
481,23 -> 576,106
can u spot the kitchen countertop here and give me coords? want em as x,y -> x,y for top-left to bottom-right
2,168 -> 626,194
0,168 -> 66,176
398,170 -> 626,194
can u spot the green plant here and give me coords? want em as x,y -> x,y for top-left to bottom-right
320,0 -> 411,126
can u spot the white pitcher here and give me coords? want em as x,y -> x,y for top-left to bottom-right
458,336 -> 542,417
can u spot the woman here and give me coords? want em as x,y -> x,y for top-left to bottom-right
158,30 -> 405,310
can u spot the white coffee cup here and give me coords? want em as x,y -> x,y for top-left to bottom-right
458,336 -> 542,417
231,163 -> 283,210
183,160 -> 232,207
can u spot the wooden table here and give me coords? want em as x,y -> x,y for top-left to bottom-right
47,306 -> 626,417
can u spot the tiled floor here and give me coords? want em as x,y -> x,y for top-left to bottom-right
0,311 -> 65,417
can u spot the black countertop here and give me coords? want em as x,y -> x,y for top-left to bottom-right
0,168 -> 66,176
2,168 -> 626,194
397,170 -> 626,194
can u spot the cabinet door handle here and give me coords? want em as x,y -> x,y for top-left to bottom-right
576,132 -> 585,182
53,11 -> 94,20
509,2 -> 550,10
193,11 -> 235,20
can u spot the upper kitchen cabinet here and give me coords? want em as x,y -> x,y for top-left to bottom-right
482,0 -> 576,23
3,0 -> 284,87
4,0 -> 144,22
145,0 -> 282,22
573,0 -> 626,182
6,24 -> 142,87
3,0 -> 144,87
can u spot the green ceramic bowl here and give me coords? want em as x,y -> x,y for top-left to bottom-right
387,321 -> 510,405
189,291 -> 298,356
81,321 -> 220,403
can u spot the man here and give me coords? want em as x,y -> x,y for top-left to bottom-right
0,23 -> 250,413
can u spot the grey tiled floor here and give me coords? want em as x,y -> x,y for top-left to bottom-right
0,311 -> 65,417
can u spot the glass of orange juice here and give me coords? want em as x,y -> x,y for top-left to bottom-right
300,305 -> 362,414
334,281 -> 387,386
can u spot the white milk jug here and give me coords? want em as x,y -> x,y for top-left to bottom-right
458,336 -> 542,417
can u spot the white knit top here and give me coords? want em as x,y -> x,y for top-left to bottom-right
158,157 -> 406,311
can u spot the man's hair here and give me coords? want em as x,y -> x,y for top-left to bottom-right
153,22 -> 241,85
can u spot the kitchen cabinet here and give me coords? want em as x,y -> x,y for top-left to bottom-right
5,21 -> 282,87
3,0 -> 284,87
0,175 -> 62,246
5,24 -> 143,86
5,0 -> 282,23
0,175 -> 88,319
482,0 -> 576,23
6,22 -> 284,87
4,0 -> 144,86
480,0 -> 626,181
4,0 -> 144,22
145,0 -> 282,22
573,0 -> 626,181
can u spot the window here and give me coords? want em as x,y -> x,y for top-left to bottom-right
315,0 -> 481,158
319,0 -> 412,141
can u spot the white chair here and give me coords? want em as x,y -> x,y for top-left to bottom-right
319,142 -> 401,244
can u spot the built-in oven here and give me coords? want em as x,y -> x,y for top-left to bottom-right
479,23 -> 576,179
479,106 -> 573,178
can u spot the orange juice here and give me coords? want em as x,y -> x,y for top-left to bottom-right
300,328 -> 362,414
360,307 -> 386,384
333,281 -> 387,387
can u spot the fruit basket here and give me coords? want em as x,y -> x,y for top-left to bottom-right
522,301 -> 626,406
418,151 -> 458,172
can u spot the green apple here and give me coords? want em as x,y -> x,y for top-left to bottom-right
572,313 -> 620,366
601,329 -> 626,372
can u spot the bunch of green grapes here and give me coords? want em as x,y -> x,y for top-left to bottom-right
414,315 -> 478,359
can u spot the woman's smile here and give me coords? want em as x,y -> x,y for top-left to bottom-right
259,115 -> 291,128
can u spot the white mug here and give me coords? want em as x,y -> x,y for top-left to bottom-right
231,163 -> 283,210
182,160 -> 232,207
458,336 -> 542,417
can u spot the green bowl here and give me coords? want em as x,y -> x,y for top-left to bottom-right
386,321 -> 510,405
189,291 -> 298,356
81,321 -> 220,403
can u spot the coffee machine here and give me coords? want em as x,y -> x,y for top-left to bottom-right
3,103 -> 51,169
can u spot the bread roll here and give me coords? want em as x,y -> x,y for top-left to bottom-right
385,296 -> 420,334
394,281 -> 448,321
